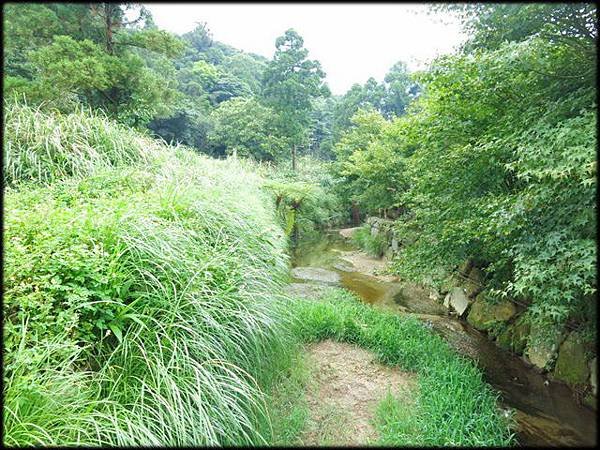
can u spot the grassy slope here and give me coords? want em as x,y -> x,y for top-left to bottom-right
3,104 -> 295,445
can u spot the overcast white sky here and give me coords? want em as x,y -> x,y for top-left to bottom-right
143,3 -> 466,95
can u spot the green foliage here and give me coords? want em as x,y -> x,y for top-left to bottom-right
334,108 -> 406,214
267,351 -> 310,445
351,226 -> 387,258
262,29 -> 329,155
392,34 -> 596,328
285,289 -> 514,446
209,97 -> 287,161
3,102 -> 160,187
4,4 -> 183,127
331,63 -> 417,141
3,105 -> 295,446
262,156 -> 345,239
439,3 -> 597,56
324,6 -> 597,334
382,61 -> 413,117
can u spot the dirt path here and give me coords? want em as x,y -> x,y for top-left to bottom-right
300,340 -> 417,446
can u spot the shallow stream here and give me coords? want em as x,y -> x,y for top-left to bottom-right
290,231 -> 597,447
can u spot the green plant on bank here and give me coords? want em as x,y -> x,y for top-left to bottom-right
276,289 -> 514,446
351,225 -> 387,257
3,103 -> 297,446
262,155 -> 345,241
3,101 -> 164,187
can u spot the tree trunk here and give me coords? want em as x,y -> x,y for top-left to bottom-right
291,144 -> 297,172
351,201 -> 360,225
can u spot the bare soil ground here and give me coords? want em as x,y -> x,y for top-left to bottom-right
300,340 -> 417,446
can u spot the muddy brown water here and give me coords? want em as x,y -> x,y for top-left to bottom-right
291,231 -> 597,447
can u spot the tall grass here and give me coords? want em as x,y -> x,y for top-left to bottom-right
3,101 -> 163,187
3,104 -> 295,445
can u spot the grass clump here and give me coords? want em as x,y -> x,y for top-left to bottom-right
285,289 -> 515,446
3,101 -> 163,187
352,225 -> 387,257
3,104 -> 295,446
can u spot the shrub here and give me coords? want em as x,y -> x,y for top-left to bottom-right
352,225 -> 387,257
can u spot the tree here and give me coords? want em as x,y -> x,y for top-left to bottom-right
208,97 -> 287,161
262,29 -> 329,170
331,77 -> 386,140
382,61 -> 413,117
4,3 -> 184,128
221,52 -> 267,95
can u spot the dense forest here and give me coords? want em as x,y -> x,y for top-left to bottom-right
3,3 -> 597,447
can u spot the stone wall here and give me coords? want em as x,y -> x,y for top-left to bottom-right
444,260 -> 597,408
365,216 -> 400,259
362,217 -> 597,407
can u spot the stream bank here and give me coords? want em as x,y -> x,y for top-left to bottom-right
288,230 -> 597,447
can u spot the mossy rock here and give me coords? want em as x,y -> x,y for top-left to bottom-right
496,325 -> 513,350
553,332 -> 590,386
464,267 -> 484,298
525,322 -> 563,371
496,316 -> 530,355
466,292 -> 517,332
458,259 -> 474,277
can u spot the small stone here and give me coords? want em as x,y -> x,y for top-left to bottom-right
447,287 -> 470,316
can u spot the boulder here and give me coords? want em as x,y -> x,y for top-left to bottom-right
590,357 -> 597,396
444,287 -> 470,316
553,332 -> 590,385
339,227 -> 361,240
394,283 -> 447,315
464,267 -> 485,298
291,267 -> 340,284
466,291 -> 517,331
525,323 -> 563,371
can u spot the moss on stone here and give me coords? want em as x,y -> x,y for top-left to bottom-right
553,332 -> 590,386
466,291 -> 516,332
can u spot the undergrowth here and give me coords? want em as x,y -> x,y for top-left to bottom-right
352,225 -> 387,257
